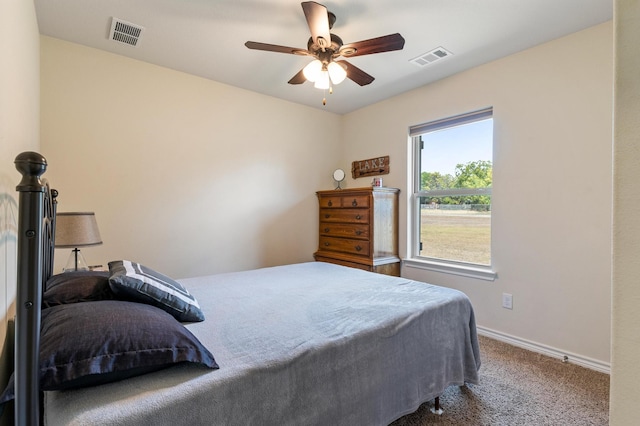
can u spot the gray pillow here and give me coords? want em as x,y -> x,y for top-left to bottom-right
108,260 -> 205,322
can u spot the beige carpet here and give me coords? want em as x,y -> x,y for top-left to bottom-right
390,335 -> 609,425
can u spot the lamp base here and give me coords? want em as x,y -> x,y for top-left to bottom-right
62,248 -> 90,272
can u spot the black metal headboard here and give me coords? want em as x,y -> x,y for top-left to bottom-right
41,184 -> 57,286
14,151 -> 57,426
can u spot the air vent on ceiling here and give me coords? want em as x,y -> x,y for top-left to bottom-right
109,18 -> 144,47
410,46 -> 453,67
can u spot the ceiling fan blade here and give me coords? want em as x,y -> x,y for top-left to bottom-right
288,69 -> 307,85
340,33 -> 405,57
336,60 -> 375,86
245,41 -> 309,56
301,2 -> 332,49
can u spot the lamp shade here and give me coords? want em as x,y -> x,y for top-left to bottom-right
327,62 -> 347,84
302,59 -> 322,82
314,70 -> 331,89
55,212 -> 103,248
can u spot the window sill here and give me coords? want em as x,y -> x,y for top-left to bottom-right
403,258 -> 497,281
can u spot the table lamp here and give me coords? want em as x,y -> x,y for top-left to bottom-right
55,212 -> 103,272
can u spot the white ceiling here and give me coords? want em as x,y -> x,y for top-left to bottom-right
34,0 -> 612,115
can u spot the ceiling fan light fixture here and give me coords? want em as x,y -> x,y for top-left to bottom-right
327,61 -> 347,84
303,59 -> 323,82
314,70 -> 331,89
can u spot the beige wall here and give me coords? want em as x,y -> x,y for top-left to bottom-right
343,22 -> 613,367
610,1 -> 640,423
0,0 -> 40,414
40,37 -> 342,279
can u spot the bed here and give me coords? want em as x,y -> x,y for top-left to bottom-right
3,151 -> 480,425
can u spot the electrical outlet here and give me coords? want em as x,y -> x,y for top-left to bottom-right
502,293 -> 513,310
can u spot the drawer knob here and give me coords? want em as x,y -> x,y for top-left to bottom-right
355,215 -> 361,220
355,230 -> 362,236
324,227 -> 330,233
324,242 -> 330,246
355,245 -> 362,251
352,199 -> 358,206
325,214 -> 331,219
328,201 -> 333,207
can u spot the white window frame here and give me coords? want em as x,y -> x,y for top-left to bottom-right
405,107 -> 497,281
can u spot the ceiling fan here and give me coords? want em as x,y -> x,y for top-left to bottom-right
245,1 -> 405,103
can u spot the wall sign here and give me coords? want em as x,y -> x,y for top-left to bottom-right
351,155 -> 390,179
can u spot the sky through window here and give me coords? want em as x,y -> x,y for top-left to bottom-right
421,119 -> 493,175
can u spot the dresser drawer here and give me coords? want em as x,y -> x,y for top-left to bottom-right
319,236 -> 371,256
318,196 -> 343,208
319,195 -> 370,208
320,208 -> 369,223
319,223 -> 369,239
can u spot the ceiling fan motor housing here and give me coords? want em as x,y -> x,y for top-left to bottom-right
307,33 -> 345,58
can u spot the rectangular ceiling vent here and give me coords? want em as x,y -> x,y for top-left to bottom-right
410,47 -> 453,67
109,18 -> 144,47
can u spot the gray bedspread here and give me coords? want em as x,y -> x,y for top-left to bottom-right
44,262 -> 480,426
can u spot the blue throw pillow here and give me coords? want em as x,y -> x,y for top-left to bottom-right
43,270 -> 113,307
108,260 -> 205,322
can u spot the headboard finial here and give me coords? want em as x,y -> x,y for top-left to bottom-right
15,151 -> 48,193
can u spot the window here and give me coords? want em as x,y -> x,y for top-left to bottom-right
408,108 -> 495,279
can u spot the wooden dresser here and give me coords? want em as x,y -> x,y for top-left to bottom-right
314,187 -> 400,276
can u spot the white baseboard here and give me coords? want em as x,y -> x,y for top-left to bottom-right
477,326 -> 611,375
